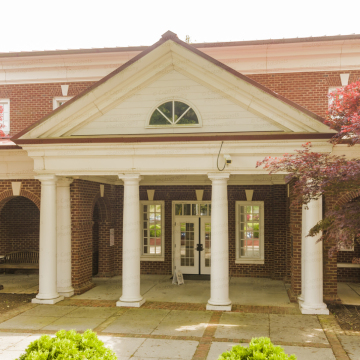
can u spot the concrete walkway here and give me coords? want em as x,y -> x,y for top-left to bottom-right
337,283 -> 360,305
76,275 -> 295,308
0,303 -> 346,360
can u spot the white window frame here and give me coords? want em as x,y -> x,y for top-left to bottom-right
0,99 -> 10,135
338,232 -> 355,252
146,99 -> 202,128
140,200 -> 165,261
235,201 -> 265,264
53,96 -> 73,110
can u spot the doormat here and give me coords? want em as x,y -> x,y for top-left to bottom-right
183,274 -> 210,281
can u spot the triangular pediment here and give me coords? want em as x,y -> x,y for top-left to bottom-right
14,31 -> 334,142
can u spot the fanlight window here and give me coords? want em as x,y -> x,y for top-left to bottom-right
149,101 -> 199,125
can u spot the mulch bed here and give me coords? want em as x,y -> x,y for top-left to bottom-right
0,293 -> 35,314
328,304 -> 360,331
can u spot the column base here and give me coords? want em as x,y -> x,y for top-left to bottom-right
206,303 -> 232,311
58,289 -> 74,298
116,298 -> 146,308
298,294 -> 304,302
299,301 -> 329,315
32,295 -> 64,305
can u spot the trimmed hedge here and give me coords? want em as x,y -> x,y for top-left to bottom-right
218,337 -> 296,360
17,329 -> 117,360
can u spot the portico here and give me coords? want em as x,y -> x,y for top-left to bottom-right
5,31 -> 338,314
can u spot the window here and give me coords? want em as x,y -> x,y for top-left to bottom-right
140,201 -> 165,261
328,86 -> 341,107
53,96 -> 73,110
174,202 -> 211,216
0,99 -> 10,135
235,201 -> 264,264
338,231 -> 355,251
149,101 -> 199,126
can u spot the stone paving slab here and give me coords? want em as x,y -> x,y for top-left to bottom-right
269,314 -> 321,328
207,342 -> 335,360
100,336 -> 146,360
66,306 -> 119,318
214,312 -> 269,339
270,325 -> 329,345
0,332 -> 32,350
133,338 -> 199,359
42,316 -> 106,331
0,315 -> 59,330
152,310 -> 211,337
18,305 -> 76,317
338,334 -> 360,360
103,309 -> 170,335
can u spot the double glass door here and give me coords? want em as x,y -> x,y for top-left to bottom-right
174,202 -> 211,275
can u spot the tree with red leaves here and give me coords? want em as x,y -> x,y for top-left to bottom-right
257,81 -> 360,263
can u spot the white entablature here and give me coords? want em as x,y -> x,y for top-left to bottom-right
19,140 -> 333,177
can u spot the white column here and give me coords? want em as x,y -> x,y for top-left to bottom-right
298,205 -> 307,302
56,177 -> 74,297
207,173 -> 231,311
117,174 -> 145,307
299,197 -> 329,314
33,175 -> 64,304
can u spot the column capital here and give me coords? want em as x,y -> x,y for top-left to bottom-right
207,173 -> 230,181
56,177 -> 74,187
34,174 -> 57,184
118,174 -> 143,183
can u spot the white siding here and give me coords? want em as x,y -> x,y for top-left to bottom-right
72,70 -> 283,136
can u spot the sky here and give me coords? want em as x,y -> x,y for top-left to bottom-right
1,0 -> 359,53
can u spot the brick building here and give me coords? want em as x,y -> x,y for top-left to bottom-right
0,31 -> 359,313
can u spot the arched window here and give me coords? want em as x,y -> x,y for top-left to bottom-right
149,101 -> 199,126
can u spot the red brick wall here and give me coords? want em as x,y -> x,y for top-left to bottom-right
2,71 -> 360,137
248,71 -> 360,119
228,185 -> 288,280
0,82 -> 95,137
0,197 -> 39,254
70,179 -> 115,293
138,184 -> 290,280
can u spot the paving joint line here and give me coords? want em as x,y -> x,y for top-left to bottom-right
318,315 -> 350,360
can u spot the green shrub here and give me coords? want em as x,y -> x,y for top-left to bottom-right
17,329 -> 117,360
218,337 -> 296,360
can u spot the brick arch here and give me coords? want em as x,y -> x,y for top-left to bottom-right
0,190 -> 40,213
91,193 -> 111,222
335,190 -> 360,208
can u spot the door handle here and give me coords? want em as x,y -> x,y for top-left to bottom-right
196,244 -> 204,251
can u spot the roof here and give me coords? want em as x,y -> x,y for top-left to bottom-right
1,33 -> 359,58
12,31 -> 332,143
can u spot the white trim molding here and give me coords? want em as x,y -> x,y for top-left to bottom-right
235,200 -> 265,263
140,200 -> 165,262
337,263 -> 360,268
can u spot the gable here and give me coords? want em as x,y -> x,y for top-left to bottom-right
14,32 -> 334,142
70,70 -> 284,136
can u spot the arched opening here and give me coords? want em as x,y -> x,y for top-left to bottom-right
0,196 -> 40,294
92,203 -> 100,276
0,197 -> 40,261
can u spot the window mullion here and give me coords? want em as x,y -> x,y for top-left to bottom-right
156,108 -> 172,124
174,106 -> 190,124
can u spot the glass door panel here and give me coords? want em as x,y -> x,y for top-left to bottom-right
174,217 -> 199,274
200,216 -> 211,275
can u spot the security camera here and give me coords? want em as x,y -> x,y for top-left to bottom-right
224,154 -> 232,165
